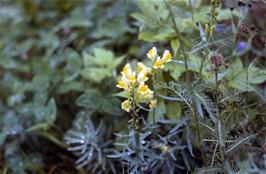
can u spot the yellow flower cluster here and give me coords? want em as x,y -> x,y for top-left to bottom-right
117,62 -> 154,112
147,47 -> 172,69
117,47 -> 172,112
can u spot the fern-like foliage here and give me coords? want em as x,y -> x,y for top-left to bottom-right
159,82 -> 192,111
108,118 -> 193,174
225,154 -> 266,174
193,83 -> 218,123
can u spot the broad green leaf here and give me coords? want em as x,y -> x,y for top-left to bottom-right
81,67 -> 110,83
101,98 -> 124,116
76,89 -> 102,109
248,65 -> 266,84
94,48 -> 114,66
166,102 -> 182,120
81,48 -> 123,83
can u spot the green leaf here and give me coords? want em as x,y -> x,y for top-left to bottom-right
46,99 -> 57,124
53,18 -> 92,32
223,59 -> 244,89
101,98 -> 123,116
76,89 -> 103,109
81,67 -> 110,83
248,65 -> 266,84
166,102 -> 181,120
94,48 -> 114,66
26,99 -> 57,132
81,48 -> 123,83
63,49 -> 82,82
171,39 -> 180,56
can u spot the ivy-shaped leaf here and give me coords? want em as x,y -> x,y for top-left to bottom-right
81,48 -> 124,83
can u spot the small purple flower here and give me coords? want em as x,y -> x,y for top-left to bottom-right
236,41 -> 248,55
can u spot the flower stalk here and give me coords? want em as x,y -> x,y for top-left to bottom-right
165,0 -> 206,164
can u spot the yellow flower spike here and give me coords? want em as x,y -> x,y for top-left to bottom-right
162,50 -> 172,63
149,99 -> 157,109
121,100 -> 131,112
147,47 -> 157,59
153,57 -> 165,69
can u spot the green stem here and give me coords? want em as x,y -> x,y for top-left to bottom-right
165,0 -> 206,165
130,84 -> 140,147
199,51 -> 207,79
37,131 -> 68,149
151,68 -> 157,125
214,70 -> 226,172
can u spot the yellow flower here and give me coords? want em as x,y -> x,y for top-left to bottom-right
149,99 -> 157,109
143,90 -> 153,100
161,50 -> 172,63
137,62 -> 148,82
121,63 -> 132,77
121,100 -> 131,112
137,71 -> 148,83
116,78 -> 128,90
121,63 -> 136,83
137,82 -> 149,94
153,57 -> 164,69
137,82 -> 154,100
137,62 -> 146,73
147,47 -> 157,59
127,72 -> 136,83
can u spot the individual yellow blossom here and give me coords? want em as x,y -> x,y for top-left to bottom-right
121,63 -> 132,77
137,82 -> 154,101
161,50 -> 172,63
121,100 -> 131,112
149,99 -> 157,109
137,62 -> 146,73
153,57 -> 164,69
116,79 -> 128,90
137,71 -> 148,83
147,47 -> 157,59
143,90 -> 153,100
127,72 -> 136,83
121,63 -> 136,83
137,62 -> 148,82
137,82 -> 149,94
